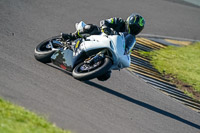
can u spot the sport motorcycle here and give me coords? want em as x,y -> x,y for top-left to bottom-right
34,21 -> 136,81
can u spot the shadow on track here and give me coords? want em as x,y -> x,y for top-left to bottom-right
84,80 -> 200,130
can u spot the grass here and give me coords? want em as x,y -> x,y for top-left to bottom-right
0,98 -> 71,133
139,42 -> 200,100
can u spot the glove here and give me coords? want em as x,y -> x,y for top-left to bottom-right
61,33 -> 72,40
101,26 -> 117,35
61,33 -> 77,41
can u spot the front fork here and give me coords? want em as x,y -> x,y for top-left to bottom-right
84,50 -> 106,65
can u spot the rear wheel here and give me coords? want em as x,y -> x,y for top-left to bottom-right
34,36 -> 61,63
72,57 -> 112,81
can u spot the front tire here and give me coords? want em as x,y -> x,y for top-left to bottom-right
72,57 -> 112,81
34,36 -> 60,63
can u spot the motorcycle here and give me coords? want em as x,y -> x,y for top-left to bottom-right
34,21 -> 136,81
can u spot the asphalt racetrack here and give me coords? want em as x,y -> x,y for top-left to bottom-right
0,0 -> 200,133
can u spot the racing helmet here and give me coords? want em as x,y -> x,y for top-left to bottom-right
126,13 -> 145,35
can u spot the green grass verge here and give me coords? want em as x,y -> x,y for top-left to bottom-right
0,98 -> 71,133
139,42 -> 200,99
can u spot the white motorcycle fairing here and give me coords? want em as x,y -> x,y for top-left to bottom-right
74,21 -> 132,70
81,33 -> 131,70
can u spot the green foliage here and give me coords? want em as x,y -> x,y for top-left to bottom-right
146,42 -> 200,93
184,90 -> 194,99
0,98 -> 71,133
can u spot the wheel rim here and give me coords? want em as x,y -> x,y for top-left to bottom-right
39,39 -> 61,52
78,60 -> 103,73
39,42 -> 52,52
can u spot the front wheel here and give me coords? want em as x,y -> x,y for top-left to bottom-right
72,57 -> 112,81
34,36 -> 61,63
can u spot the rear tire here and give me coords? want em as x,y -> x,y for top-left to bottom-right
72,57 -> 112,81
34,36 -> 60,63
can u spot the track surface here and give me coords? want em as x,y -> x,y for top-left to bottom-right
0,0 -> 200,133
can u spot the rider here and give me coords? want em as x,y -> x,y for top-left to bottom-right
61,13 -> 145,49
61,13 -> 145,80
